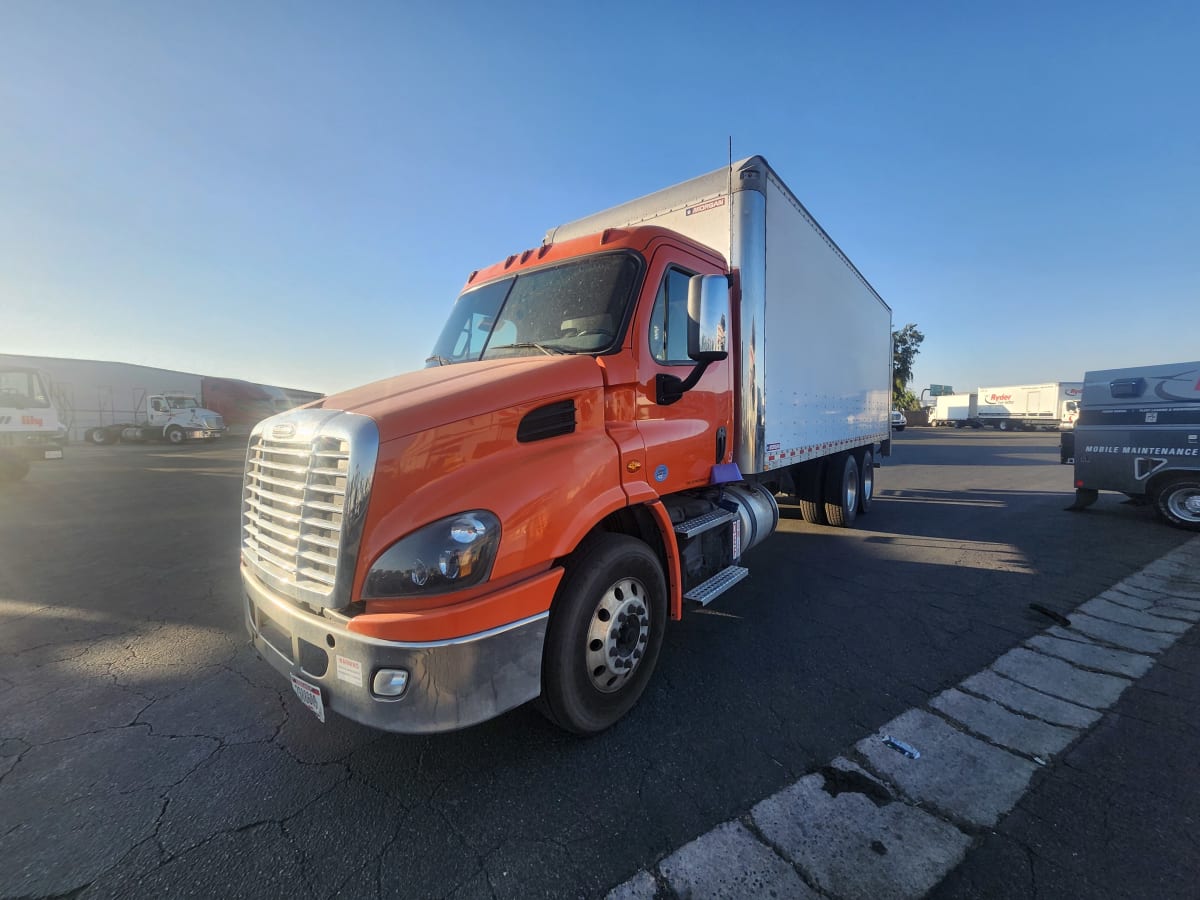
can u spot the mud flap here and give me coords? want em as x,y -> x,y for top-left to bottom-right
1065,488 -> 1099,512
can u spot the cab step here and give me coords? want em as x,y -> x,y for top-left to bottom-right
674,509 -> 736,539
684,565 -> 749,606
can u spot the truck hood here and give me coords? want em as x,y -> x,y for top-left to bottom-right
315,355 -> 605,443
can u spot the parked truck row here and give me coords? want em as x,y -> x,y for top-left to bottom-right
925,382 -> 1081,430
240,156 -> 894,736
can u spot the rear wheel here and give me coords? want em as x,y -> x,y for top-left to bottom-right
1155,479 -> 1200,531
858,449 -> 874,514
539,534 -> 667,734
87,427 -> 112,445
823,452 -> 859,527
793,460 -> 826,525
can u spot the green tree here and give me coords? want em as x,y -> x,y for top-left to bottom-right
892,323 -> 925,410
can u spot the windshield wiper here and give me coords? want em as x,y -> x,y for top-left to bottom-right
425,355 -> 454,367
486,342 -> 571,356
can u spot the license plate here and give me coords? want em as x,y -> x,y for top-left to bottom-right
290,674 -> 326,723
44,449 -> 63,460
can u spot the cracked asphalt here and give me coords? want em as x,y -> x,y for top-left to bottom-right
1,431 -> 1193,899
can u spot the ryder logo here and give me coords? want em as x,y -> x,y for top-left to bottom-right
986,393 -> 1013,403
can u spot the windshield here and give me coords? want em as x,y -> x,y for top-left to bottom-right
428,252 -> 642,365
0,370 -> 51,409
166,396 -> 201,409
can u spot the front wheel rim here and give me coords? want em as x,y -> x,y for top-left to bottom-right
585,576 -> 651,693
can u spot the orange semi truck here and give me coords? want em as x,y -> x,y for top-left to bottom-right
242,156 -> 893,734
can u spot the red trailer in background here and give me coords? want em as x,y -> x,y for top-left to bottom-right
201,377 -> 323,433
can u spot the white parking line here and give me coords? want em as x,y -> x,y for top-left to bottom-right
607,536 -> 1200,900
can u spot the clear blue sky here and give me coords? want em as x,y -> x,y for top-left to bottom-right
3,1 -> 1197,396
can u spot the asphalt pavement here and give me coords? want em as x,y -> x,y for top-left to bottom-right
0,429 -> 1195,899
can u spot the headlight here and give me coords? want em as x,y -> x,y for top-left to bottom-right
363,511 -> 501,599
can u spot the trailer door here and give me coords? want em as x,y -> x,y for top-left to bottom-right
1027,391 -> 1040,415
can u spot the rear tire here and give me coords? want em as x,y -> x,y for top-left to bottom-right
823,452 -> 859,527
539,534 -> 667,734
87,427 -> 113,445
793,460 -> 826,525
858,449 -> 874,515
1155,479 -> 1200,531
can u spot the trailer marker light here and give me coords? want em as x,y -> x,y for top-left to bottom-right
1076,480 -> 1084,488
373,669 -> 409,698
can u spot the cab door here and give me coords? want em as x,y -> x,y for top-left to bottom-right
632,244 -> 733,494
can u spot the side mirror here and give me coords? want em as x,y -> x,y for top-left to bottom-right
657,274 -> 731,405
687,275 -> 730,362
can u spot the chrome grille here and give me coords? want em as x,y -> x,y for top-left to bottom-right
240,411 -> 378,609
203,414 -> 224,429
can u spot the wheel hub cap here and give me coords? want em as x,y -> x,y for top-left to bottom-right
585,577 -> 650,693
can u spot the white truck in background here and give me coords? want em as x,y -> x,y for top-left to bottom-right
84,391 -> 226,445
0,366 -> 64,481
928,392 -> 981,428
977,382 -> 1082,431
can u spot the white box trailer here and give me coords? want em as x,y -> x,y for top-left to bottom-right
976,382 -> 1083,431
929,392 -> 980,428
546,156 -> 894,477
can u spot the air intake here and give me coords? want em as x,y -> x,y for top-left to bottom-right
518,400 -> 576,443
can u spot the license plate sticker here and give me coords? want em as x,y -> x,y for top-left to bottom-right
290,674 -> 325,723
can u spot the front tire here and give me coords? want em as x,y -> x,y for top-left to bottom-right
0,455 -> 30,482
539,534 -> 667,735
823,452 -> 859,527
1155,479 -> 1200,531
166,426 -> 185,444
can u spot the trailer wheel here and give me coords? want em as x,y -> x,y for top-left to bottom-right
87,427 -> 113,445
997,420 -> 1010,431
823,452 -> 859,527
858,449 -> 874,514
1155,479 -> 1200,531
166,426 -> 185,444
539,534 -> 667,735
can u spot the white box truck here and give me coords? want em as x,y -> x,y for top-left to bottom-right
240,155 -> 893,735
928,392 -> 981,428
977,382 -> 1082,431
0,366 -> 64,481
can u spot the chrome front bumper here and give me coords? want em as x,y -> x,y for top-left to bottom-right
244,571 -> 547,733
